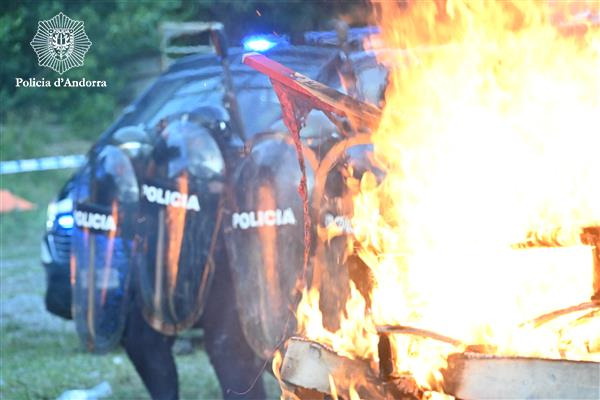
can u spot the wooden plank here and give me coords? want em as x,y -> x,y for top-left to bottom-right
442,352 -> 600,399
280,337 -> 387,398
377,325 -> 464,347
521,301 -> 599,328
281,337 -> 422,399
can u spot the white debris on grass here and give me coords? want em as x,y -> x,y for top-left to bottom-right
56,381 -> 112,400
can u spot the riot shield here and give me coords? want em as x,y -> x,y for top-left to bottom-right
310,134 -> 382,331
135,118 -> 225,334
224,132 -> 317,359
239,53 -> 385,353
71,145 -> 139,353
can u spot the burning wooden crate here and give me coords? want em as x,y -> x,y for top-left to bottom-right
274,228 -> 600,399
278,336 -> 600,399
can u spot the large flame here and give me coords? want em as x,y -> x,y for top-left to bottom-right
295,0 -> 599,394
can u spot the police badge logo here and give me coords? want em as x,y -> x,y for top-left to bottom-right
30,12 -> 92,75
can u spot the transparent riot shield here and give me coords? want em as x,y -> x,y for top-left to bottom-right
239,53 -> 384,356
224,132 -> 317,359
72,146 -> 139,353
135,118 -> 225,334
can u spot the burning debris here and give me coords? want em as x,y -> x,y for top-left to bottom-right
247,0 -> 599,398
280,337 -> 393,399
277,337 -> 600,399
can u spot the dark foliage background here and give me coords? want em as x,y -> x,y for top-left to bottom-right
0,0 -> 369,155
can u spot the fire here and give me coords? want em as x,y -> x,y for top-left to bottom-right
297,283 -> 378,361
100,200 -> 119,305
273,350 -> 302,400
295,0 -> 600,395
166,172 -> 189,293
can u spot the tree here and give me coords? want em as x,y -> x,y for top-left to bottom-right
0,0 -> 370,141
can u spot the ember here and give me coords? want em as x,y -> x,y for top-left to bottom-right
289,0 -> 600,398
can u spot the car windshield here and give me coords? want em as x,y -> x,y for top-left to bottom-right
236,87 -> 282,136
234,71 -> 283,135
147,75 -> 225,128
116,73 -> 225,132
116,68 -> 283,139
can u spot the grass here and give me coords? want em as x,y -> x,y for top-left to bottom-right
0,117 -> 280,399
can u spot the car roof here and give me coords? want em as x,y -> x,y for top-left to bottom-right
164,45 -> 338,80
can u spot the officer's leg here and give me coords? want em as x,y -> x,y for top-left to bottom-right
121,304 -> 178,400
202,255 -> 267,400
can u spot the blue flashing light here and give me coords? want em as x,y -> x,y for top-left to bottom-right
57,214 -> 74,229
243,37 -> 277,52
242,34 -> 288,52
